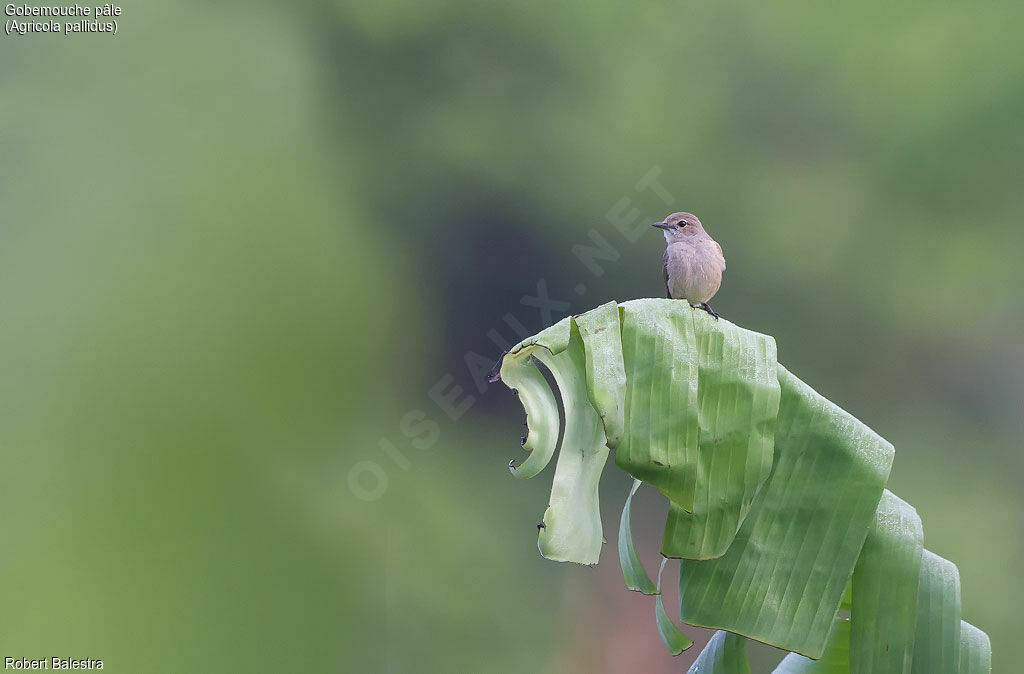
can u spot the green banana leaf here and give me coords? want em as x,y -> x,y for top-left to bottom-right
687,630 -> 751,674
655,557 -> 694,655
575,301 -> 627,449
530,333 -> 609,564
958,621 -> 992,674
494,299 -> 991,669
507,314 -> 573,355
850,490 -> 923,673
662,307 -> 779,559
500,317 -> 610,564
615,299 -> 701,511
499,353 -> 560,479
686,546 -> 984,673
774,620 -> 851,673
618,479 -> 658,594
911,550 -> 961,673
678,365 -> 892,658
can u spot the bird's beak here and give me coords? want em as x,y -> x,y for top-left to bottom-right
652,221 -> 671,230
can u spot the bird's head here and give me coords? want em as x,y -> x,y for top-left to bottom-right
652,212 -> 705,243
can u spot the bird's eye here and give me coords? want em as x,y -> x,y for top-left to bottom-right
677,221 -> 687,228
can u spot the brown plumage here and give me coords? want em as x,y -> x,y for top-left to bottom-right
653,212 -> 726,318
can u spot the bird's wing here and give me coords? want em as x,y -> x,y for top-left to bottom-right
663,249 -> 672,298
715,240 -> 726,270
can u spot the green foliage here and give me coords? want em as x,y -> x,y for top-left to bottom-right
655,558 -> 694,655
499,352 -> 560,479
501,321 -> 609,564
677,364 -> 890,658
614,299 -> 701,511
689,630 -> 751,674
496,299 -> 991,672
912,551 -> 962,673
775,620 -> 851,673
618,479 -> 658,595
959,622 -> 993,674
851,491 -> 922,672
662,304 -> 779,559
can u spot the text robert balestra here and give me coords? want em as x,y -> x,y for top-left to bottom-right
4,657 -> 103,670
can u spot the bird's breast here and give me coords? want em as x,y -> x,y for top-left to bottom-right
665,240 -> 724,303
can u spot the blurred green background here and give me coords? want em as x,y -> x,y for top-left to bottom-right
2,1 -> 1022,671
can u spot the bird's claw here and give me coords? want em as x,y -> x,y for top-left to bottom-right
691,303 -> 720,319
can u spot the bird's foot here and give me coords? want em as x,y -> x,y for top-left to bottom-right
691,303 -> 720,319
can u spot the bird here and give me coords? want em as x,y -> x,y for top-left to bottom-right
653,212 -> 726,319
